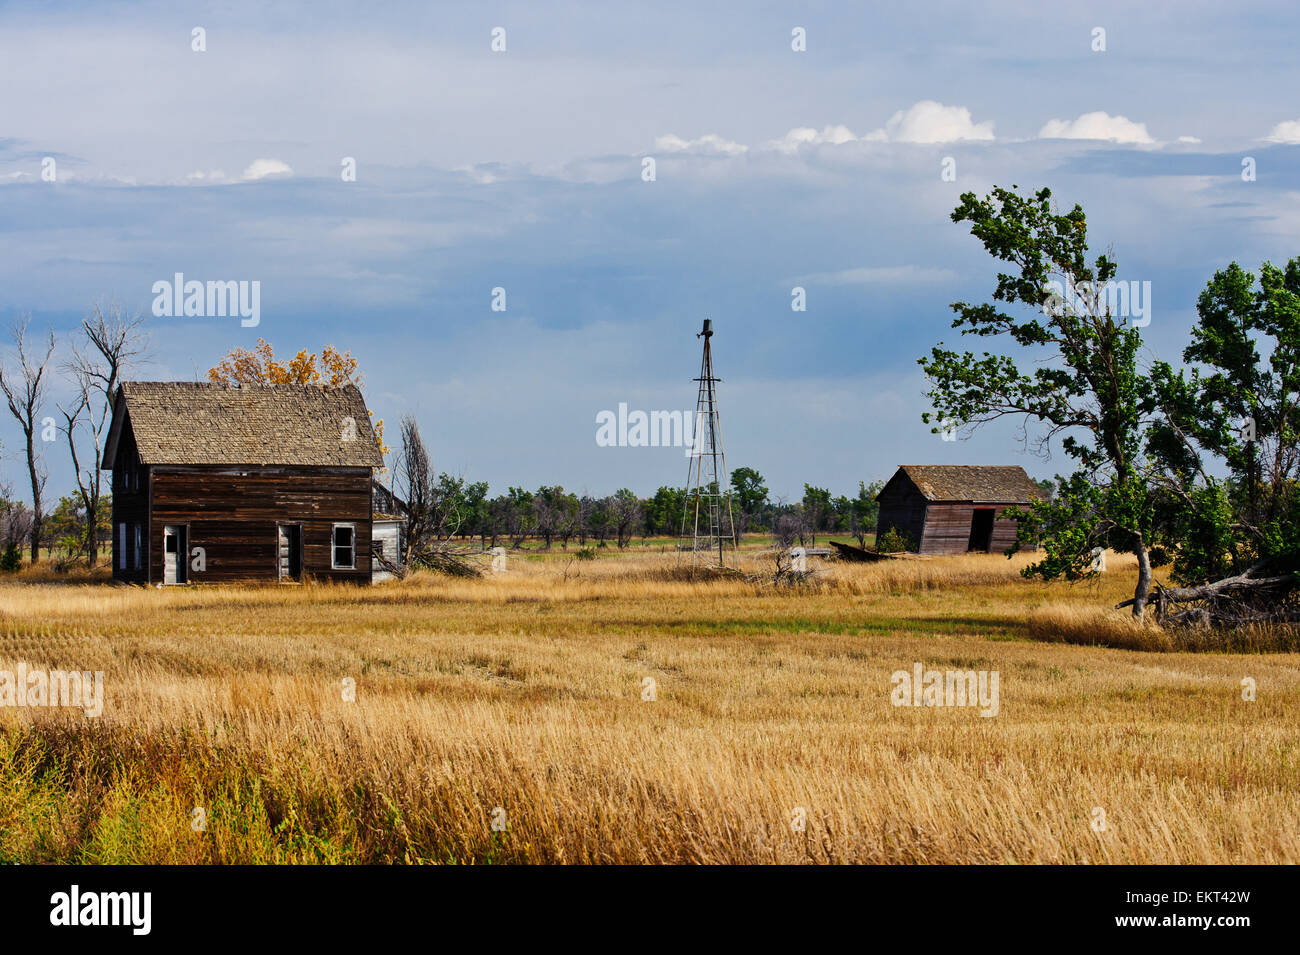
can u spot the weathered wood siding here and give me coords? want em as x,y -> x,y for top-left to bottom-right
110,420 -> 150,584
371,519 -> 402,582
918,502 -> 972,554
875,470 -> 927,549
988,508 -> 1024,553
918,503 -> 1026,555
148,466 -> 373,584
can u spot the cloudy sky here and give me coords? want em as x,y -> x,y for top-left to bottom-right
2,0 -> 1298,503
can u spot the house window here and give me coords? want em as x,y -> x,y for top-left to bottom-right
133,524 -> 143,570
118,524 -> 126,570
332,524 -> 356,569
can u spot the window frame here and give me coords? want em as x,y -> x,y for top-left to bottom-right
331,523 -> 357,570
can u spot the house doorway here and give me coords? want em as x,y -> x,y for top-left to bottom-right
163,525 -> 187,584
277,523 -> 303,581
967,509 -> 995,552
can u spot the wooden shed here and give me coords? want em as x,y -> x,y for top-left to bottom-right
875,465 -> 1043,555
102,381 -> 383,585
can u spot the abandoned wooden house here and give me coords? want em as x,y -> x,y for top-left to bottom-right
102,381 -> 384,585
875,465 -> 1043,555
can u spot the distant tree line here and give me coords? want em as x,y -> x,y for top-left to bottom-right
394,416 -> 887,559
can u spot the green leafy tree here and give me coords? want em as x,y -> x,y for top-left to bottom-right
919,185 -> 1158,616
1141,259 -> 1300,622
460,480 -> 489,543
730,467 -> 769,520
830,495 -> 853,532
801,485 -> 832,538
851,480 -> 883,546
646,486 -> 687,536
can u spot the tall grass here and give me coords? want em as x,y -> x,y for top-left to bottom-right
1,550 -> 1297,863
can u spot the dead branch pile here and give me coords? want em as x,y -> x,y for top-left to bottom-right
408,546 -> 484,578
1117,560 -> 1300,629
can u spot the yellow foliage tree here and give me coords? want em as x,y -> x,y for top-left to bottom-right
208,338 -> 388,461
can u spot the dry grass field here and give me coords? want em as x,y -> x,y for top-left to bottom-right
1,548 -> 1297,864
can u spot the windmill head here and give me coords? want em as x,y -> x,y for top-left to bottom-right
698,318 -> 713,338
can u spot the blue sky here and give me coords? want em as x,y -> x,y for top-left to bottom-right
2,0 -> 1298,503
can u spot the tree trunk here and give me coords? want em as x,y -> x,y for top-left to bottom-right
85,500 -> 98,567
1130,537 -> 1152,618
25,430 -> 40,564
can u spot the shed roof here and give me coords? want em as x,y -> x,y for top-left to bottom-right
103,381 -> 383,468
887,465 -> 1043,503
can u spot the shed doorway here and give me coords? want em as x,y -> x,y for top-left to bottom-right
277,523 -> 303,581
163,525 -> 187,584
968,508 -> 994,552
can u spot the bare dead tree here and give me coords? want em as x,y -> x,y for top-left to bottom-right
58,300 -> 149,566
0,316 -> 55,562
575,495 -> 595,545
0,475 -> 33,556
608,490 -> 641,549
1,493 -> 34,556
768,514 -> 814,587
393,414 -> 478,575
396,414 -> 435,563
532,497 -> 558,549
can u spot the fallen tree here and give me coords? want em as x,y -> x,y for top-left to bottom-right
407,546 -> 484,578
1118,560 -> 1300,628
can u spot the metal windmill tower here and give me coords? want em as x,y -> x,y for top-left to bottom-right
678,318 -> 737,569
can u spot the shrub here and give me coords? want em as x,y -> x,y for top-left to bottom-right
876,527 -> 913,553
50,535 -> 83,574
0,542 -> 21,572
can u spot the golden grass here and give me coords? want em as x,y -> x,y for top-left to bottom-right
1,549 -> 1297,864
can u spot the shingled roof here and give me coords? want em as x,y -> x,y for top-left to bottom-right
890,465 -> 1043,503
103,381 -> 383,468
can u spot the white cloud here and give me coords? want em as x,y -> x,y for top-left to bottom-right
881,101 -> 995,143
798,265 -> 960,285
240,158 -> 294,181
767,124 -> 874,153
1264,119 -> 1300,143
186,169 -> 228,182
1176,136 -> 1202,144
1038,111 -> 1153,144
765,103 -> 992,152
653,133 -> 748,156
